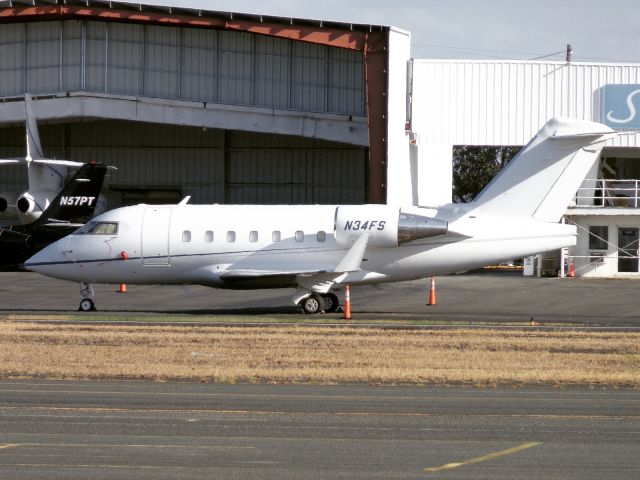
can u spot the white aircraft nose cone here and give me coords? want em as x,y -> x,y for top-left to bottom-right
24,245 -> 57,272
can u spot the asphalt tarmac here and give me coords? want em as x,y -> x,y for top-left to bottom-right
2,274 -> 639,478
0,380 -> 638,480
2,271 -> 640,325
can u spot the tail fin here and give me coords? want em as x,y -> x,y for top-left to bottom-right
470,117 -> 615,222
24,94 -> 45,161
33,163 -> 108,227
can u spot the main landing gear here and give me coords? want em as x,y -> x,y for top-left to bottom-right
78,282 -> 96,312
298,292 -> 340,314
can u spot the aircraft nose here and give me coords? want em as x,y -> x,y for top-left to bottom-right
24,247 -> 50,272
24,242 -> 64,273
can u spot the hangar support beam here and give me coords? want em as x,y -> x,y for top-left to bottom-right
364,31 -> 389,204
0,94 -> 369,147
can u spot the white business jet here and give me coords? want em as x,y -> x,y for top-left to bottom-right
0,94 -> 86,223
26,117 -> 615,313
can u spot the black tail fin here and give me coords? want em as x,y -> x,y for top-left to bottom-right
33,163 -> 108,227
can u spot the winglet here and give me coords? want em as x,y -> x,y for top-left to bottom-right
334,233 -> 369,272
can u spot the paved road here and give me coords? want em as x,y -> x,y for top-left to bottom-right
2,271 -> 640,325
0,380 -> 638,479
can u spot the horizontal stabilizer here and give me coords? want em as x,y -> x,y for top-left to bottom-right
32,159 -> 85,168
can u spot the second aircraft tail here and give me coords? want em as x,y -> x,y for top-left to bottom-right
33,163 -> 108,228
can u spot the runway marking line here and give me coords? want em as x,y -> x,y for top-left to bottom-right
0,405 -> 636,420
0,442 -> 254,450
424,441 -> 541,473
0,463 -> 202,470
1,385 -> 638,405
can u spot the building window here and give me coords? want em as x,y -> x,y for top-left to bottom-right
316,231 -> 326,242
226,231 -> 236,243
272,231 -> 281,242
588,226 -> 608,250
204,231 -> 214,243
249,230 -> 258,242
182,230 -> 191,242
295,231 -> 304,242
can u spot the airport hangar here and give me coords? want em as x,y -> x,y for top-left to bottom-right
0,0 -> 414,215
2,2 -> 640,278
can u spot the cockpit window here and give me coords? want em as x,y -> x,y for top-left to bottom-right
74,221 -> 119,235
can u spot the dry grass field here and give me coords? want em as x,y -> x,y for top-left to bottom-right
1,319 -> 638,386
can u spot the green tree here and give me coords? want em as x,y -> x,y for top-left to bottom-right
452,145 -> 521,202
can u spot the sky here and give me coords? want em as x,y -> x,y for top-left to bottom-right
135,0 -> 640,63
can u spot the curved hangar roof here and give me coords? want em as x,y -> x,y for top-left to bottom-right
0,0 -> 391,202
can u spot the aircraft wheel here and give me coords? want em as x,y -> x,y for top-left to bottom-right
322,293 -> 340,313
79,298 -> 96,312
300,295 -> 325,314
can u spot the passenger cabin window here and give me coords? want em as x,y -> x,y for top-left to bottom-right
249,230 -> 258,242
226,231 -> 236,243
295,231 -> 304,242
74,221 -> 118,235
272,231 -> 281,242
182,230 -> 191,242
204,231 -> 214,243
316,231 -> 326,242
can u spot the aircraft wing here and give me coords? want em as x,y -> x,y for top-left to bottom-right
219,269 -> 327,289
0,159 -> 22,165
0,228 -> 29,244
41,222 -> 85,228
218,234 -> 371,290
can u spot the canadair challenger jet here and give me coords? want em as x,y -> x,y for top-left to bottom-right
0,163 -> 108,271
26,117 -> 615,313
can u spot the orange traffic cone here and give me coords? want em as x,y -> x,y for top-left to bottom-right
427,276 -> 437,306
118,283 -> 127,293
344,285 -> 351,320
567,261 -> 575,278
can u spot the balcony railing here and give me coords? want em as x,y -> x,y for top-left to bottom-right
573,178 -> 640,207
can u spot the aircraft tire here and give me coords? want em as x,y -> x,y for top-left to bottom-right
322,293 -> 340,313
300,295 -> 325,314
79,298 -> 95,312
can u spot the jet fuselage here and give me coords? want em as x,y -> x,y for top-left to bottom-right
26,203 -> 576,288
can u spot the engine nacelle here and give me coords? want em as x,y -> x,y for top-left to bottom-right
334,205 -> 448,248
16,192 -> 35,215
15,188 -> 55,222
0,191 -> 16,213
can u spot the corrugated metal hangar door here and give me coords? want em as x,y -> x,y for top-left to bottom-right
0,121 -> 366,208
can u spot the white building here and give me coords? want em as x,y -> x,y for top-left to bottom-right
406,60 -> 640,277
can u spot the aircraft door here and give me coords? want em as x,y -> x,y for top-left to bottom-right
141,207 -> 171,266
